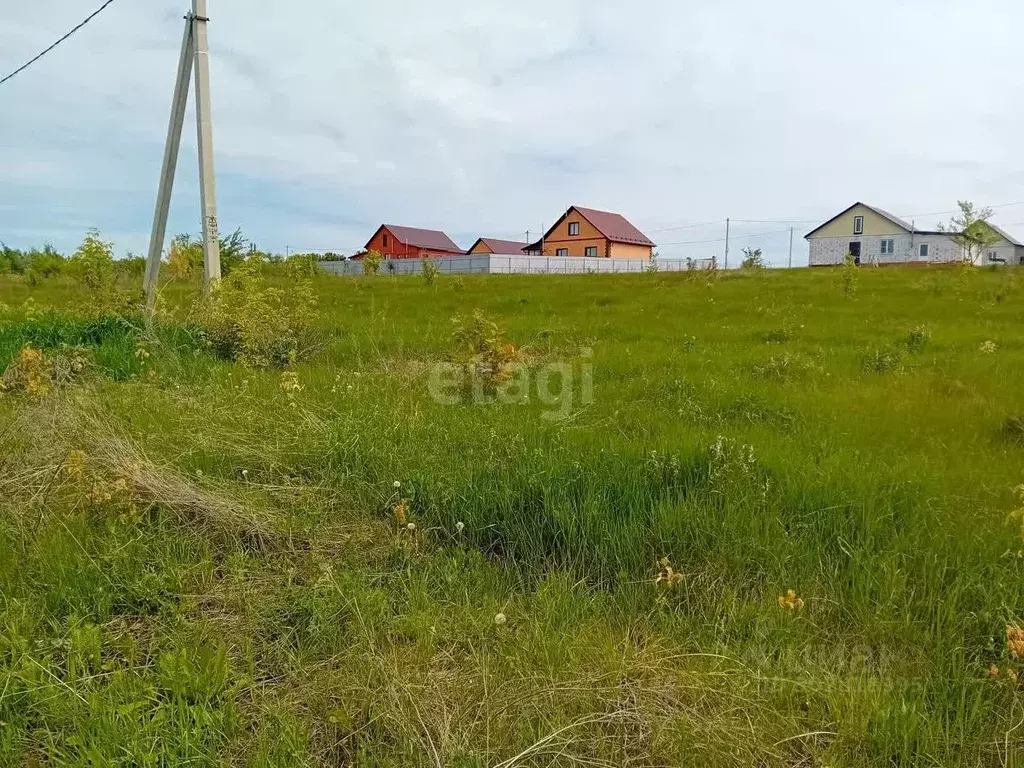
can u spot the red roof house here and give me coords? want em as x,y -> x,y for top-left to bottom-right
527,206 -> 656,258
361,224 -> 463,259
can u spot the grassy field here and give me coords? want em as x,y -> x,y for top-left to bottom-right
1,262 -> 1023,766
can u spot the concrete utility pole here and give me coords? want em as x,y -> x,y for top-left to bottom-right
724,218 -> 730,270
192,0 -> 221,285
144,0 -> 221,313
788,227 -> 794,269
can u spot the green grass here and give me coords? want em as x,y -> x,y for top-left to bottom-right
1,265 -> 1023,766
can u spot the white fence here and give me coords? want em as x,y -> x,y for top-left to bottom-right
320,254 -> 715,277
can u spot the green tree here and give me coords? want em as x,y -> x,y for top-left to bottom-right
741,247 -> 765,269
68,230 -> 115,291
938,201 -> 1001,265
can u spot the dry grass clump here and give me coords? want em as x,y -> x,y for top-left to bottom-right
1,398 -> 276,548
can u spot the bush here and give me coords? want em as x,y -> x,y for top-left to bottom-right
67,231 -> 136,315
116,256 -> 147,279
286,253 -> 320,279
452,309 -> 519,392
905,327 -> 930,354
422,258 -> 440,286
1002,416 -> 1024,445
362,250 -> 383,276
861,346 -> 904,374
166,229 -> 249,279
741,247 -> 765,269
68,230 -> 116,291
200,255 -> 319,368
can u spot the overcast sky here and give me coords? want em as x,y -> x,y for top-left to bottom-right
2,0 -> 1023,265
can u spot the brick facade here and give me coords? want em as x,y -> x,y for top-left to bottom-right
809,234 -> 962,267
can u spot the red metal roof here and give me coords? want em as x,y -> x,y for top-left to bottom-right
469,237 -> 530,254
547,207 -> 655,247
377,225 -> 462,252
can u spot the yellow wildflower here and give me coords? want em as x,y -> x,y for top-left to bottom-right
393,500 -> 408,526
655,556 -> 684,590
280,371 -> 302,394
778,589 -> 805,611
1008,626 -> 1024,658
65,450 -> 88,479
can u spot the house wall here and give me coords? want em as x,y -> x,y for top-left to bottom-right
980,239 -> 1023,267
609,242 -> 654,259
467,241 -> 491,255
812,205 -> 907,238
541,210 -> 608,257
808,233 -> 961,266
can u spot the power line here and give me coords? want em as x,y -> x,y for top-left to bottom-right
898,201 -> 1024,221
0,0 -> 118,88
644,219 -> 725,233
658,227 -> 791,248
731,218 -> 820,224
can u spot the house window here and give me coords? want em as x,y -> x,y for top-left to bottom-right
568,222 -> 580,236
556,248 -> 569,257
585,246 -> 598,257
988,250 -> 1002,263
919,243 -> 929,259
880,239 -> 895,255
853,216 -> 864,235
383,234 -> 390,248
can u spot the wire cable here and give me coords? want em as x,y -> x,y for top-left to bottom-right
0,0 -> 118,88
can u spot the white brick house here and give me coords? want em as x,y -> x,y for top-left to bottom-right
805,202 -> 1024,267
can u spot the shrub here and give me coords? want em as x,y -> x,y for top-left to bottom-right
1,345 -> 52,397
286,253 -> 320,279
116,256 -> 146,279
422,258 -> 440,286
200,254 -> 319,368
362,250 -> 383,276
66,231 -> 137,315
0,244 -> 65,277
167,234 -> 200,278
1002,416 -> 1024,445
741,247 -> 765,269
905,327 -> 930,353
758,326 -> 794,344
69,230 -> 116,291
0,243 -> 18,274
167,229 -> 249,278
452,309 -> 519,391
861,346 -> 904,374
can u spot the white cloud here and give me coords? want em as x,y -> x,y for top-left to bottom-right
2,0 -> 1023,263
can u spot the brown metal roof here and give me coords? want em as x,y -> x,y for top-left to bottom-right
546,206 -> 655,247
468,237 -> 530,254
373,225 -> 462,252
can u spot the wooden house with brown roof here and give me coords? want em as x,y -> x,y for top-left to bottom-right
360,224 -> 463,260
526,206 -> 656,259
